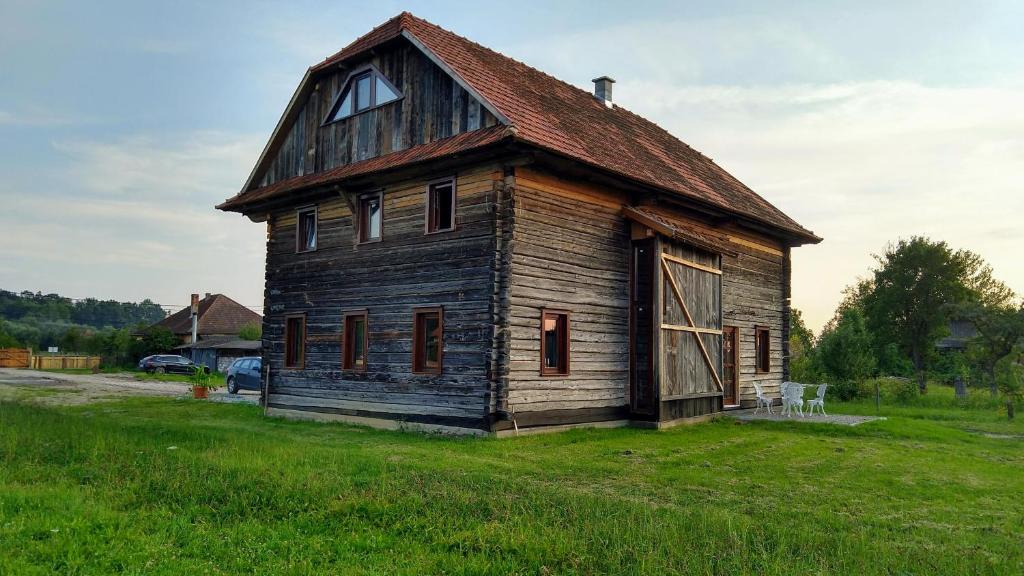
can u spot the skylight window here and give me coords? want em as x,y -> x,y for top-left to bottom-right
326,67 -> 402,123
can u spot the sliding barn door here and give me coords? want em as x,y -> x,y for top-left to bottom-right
659,241 -> 723,403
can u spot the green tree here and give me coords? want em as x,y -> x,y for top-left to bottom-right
816,307 -> 876,399
0,320 -> 21,348
862,237 -> 975,393
960,302 -> 1024,396
788,308 -> 818,382
995,352 -> 1023,420
131,326 -> 179,362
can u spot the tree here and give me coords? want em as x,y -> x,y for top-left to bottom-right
131,326 -> 179,361
788,308 -> 818,382
0,321 -> 21,348
960,302 -> 1024,396
862,237 -> 975,393
995,352 -> 1023,420
816,307 -> 876,398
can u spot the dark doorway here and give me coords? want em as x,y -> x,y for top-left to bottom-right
630,238 -> 656,417
722,326 -> 738,405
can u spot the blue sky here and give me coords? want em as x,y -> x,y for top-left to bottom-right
1,0 -> 1022,331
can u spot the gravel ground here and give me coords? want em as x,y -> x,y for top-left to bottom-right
0,368 -> 259,406
730,408 -> 884,426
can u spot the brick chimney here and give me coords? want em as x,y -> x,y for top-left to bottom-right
592,76 -> 615,107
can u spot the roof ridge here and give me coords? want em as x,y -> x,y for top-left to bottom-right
230,12 -> 817,241
314,12 -> 411,70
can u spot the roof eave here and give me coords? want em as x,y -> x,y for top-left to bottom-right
512,136 -> 821,246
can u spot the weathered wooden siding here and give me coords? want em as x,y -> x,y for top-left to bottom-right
720,231 -> 786,406
504,167 -> 631,415
259,40 -> 499,188
627,208 -> 787,408
261,165 -> 502,426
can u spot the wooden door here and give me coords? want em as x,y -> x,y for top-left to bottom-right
630,239 -> 656,416
659,241 -> 723,401
722,326 -> 738,405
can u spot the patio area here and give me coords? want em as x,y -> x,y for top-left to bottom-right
729,408 -> 884,426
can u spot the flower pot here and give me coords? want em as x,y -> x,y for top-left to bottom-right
192,386 -> 209,399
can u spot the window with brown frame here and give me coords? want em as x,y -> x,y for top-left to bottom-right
540,309 -> 570,376
412,307 -> 443,374
425,178 -> 456,233
755,326 -> 770,373
284,315 -> 306,369
342,311 -> 368,371
296,207 -> 317,253
358,192 -> 382,243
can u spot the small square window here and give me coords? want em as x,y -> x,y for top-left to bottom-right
755,326 -> 771,373
284,315 -> 305,369
426,179 -> 456,233
343,311 -> 368,371
358,192 -> 382,243
540,309 -> 570,376
412,307 -> 443,374
296,207 -> 317,253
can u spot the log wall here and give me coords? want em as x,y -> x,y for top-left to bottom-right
504,167 -> 631,416
721,232 -> 786,406
258,39 -> 499,188
628,207 -> 787,407
261,164 -> 502,427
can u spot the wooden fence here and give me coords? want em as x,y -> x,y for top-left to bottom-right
32,355 -> 102,370
0,348 -> 31,368
0,349 -> 102,370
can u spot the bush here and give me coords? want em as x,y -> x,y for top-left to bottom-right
831,380 -> 863,401
817,308 -> 877,384
238,322 -> 262,341
858,377 -> 919,404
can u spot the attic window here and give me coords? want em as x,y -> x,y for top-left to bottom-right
326,67 -> 402,123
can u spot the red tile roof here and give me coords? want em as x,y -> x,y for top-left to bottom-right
219,126 -> 509,209
153,294 -> 261,337
221,12 -> 818,243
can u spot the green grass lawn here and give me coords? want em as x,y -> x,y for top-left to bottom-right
1,392 -> 1021,575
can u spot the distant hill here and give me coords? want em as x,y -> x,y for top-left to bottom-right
0,289 -> 166,329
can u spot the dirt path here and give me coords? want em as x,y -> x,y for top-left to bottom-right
0,368 -> 259,406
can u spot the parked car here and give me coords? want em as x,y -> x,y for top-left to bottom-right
226,357 -> 262,394
138,355 -> 208,375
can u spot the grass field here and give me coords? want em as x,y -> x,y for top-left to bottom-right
1,388 -> 1021,575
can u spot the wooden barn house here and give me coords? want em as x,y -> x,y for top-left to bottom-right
218,13 -> 820,434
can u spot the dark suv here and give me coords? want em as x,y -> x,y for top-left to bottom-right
226,357 -> 262,394
138,355 -> 207,375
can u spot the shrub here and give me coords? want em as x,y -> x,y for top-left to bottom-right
831,380 -> 863,401
238,322 -> 262,341
858,377 -> 918,404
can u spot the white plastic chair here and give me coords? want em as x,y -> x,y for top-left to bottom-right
753,382 -> 773,415
807,384 -> 828,415
781,382 -> 805,417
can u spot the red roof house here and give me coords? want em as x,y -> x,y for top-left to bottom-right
218,13 -> 820,434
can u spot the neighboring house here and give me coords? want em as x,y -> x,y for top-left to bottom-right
180,336 -> 261,373
150,293 -> 261,345
936,319 -> 979,352
217,13 -> 820,434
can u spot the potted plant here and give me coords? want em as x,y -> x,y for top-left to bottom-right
189,365 -> 216,399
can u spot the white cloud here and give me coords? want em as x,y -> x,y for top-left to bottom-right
0,131 -> 268,309
612,80 -> 1024,332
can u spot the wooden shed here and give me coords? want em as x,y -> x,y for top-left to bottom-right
217,13 -> 820,434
